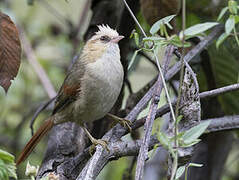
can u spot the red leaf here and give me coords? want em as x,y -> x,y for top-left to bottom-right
0,12 -> 21,93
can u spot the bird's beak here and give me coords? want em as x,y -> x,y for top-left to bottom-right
111,35 -> 124,43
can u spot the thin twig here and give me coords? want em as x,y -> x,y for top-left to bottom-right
122,0 -> 147,37
122,157 -> 137,180
18,25 -> 57,98
135,45 -> 174,180
30,97 -> 56,135
72,0 -> 92,56
199,83 -> 239,99
75,0 -> 92,35
170,0 -> 186,178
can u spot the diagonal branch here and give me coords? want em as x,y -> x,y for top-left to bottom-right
18,25 -> 56,98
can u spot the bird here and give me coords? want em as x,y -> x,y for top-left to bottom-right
16,25 -> 126,165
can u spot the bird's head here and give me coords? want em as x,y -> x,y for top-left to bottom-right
82,25 -> 124,62
91,24 -> 124,44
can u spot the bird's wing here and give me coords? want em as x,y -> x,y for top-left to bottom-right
52,58 -> 85,115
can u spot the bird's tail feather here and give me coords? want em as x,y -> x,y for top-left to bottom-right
16,117 -> 54,165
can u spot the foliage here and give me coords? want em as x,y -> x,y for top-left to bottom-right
176,163 -> 203,180
0,149 -> 17,180
216,0 -> 239,48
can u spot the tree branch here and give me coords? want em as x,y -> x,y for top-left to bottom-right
57,114 -> 239,180
132,82 -> 239,131
135,45 -> 174,180
18,25 -> 57,98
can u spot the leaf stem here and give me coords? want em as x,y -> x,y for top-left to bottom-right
154,50 -> 176,126
171,0 -> 186,179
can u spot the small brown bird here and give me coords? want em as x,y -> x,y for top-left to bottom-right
17,25 -> 125,165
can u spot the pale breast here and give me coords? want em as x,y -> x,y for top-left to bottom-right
74,46 -> 124,123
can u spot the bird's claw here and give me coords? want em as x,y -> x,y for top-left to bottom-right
89,139 -> 109,156
118,118 -> 132,132
107,113 -> 132,132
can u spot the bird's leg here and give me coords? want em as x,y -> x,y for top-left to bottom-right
106,113 -> 132,132
82,126 -> 109,155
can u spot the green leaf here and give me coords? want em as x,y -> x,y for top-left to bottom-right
216,32 -> 230,48
160,24 -> 164,36
180,139 -> 201,147
234,15 -> 239,24
0,169 -> 9,180
134,32 -> 139,46
0,160 -> 9,180
217,7 -> 229,21
182,121 -> 211,144
188,163 -> 203,168
157,132 -> 169,147
158,132 -> 175,157
128,49 -> 140,71
0,150 -> 16,179
143,36 -> 165,42
150,15 -> 176,35
176,115 -> 183,124
40,177 -> 49,180
0,150 -> 14,163
175,165 -> 186,179
5,164 -> 17,179
225,15 -> 235,34
228,0 -> 238,15
182,22 -> 219,37
167,35 -> 191,47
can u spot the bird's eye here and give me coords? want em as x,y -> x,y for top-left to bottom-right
100,35 -> 111,42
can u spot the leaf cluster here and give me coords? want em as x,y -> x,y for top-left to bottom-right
0,149 -> 17,180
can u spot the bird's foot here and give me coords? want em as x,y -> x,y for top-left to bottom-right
82,126 -> 110,155
118,118 -> 132,132
107,113 -> 132,132
89,138 -> 109,156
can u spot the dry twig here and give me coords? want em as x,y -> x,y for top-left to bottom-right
18,25 -> 56,98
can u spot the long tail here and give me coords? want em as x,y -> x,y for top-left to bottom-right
16,117 -> 54,165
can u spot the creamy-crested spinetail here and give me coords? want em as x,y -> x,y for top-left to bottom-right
17,25 -> 125,165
